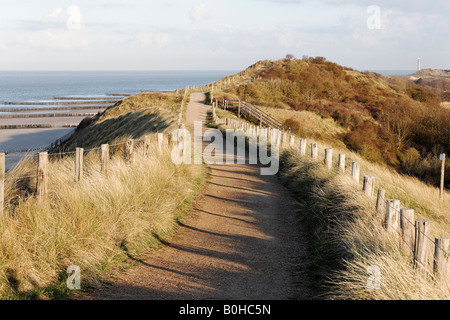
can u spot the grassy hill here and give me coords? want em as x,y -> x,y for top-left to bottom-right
55,92 -> 182,152
214,57 -> 450,188
210,70 -> 450,299
404,69 -> 450,102
0,91 -> 206,299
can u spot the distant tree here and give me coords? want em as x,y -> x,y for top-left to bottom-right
285,54 -> 295,60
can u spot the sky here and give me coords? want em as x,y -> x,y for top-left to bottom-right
0,0 -> 449,71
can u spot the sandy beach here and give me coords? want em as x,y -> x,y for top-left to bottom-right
0,100 -> 115,170
0,115 -> 89,127
1,127 -> 75,170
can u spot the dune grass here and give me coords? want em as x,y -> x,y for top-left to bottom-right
259,106 -> 347,148
213,57 -> 450,187
208,109 -> 449,299
0,91 -> 207,299
56,92 -> 181,151
0,137 -> 206,299
208,61 -> 450,299
278,145 -> 450,299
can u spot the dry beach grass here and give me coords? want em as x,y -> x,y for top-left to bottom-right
0,92 -> 206,299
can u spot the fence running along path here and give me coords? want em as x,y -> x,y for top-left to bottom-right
0,133 -> 176,205
216,99 -> 289,131
211,99 -> 450,290
0,90 -> 447,290
0,86 -> 193,211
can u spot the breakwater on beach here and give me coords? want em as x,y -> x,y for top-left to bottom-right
0,70 -> 235,170
0,94 -> 124,170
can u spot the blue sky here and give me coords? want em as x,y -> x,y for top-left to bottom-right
0,0 -> 449,71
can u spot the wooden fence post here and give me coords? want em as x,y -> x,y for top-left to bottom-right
351,161 -> 360,183
324,148 -> 333,170
180,124 -> 187,157
363,175 -> 375,197
282,132 -> 287,146
311,142 -> 318,161
385,199 -> 400,233
125,139 -> 134,164
143,135 -> 151,157
75,148 -> 84,182
158,133 -> 164,151
168,132 -> 174,148
433,237 -> 450,288
101,144 -> 109,176
0,153 -> 4,214
36,152 -> 48,201
289,135 -> 295,148
259,128 -> 266,142
299,139 -> 307,156
400,208 -> 415,256
238,100 -> 241,118
376,189 -> 386,214
414,219 -> 431,277
338,153 -> 345,174
440,153 -> 446,201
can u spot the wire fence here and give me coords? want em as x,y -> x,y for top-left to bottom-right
211,101 -> 449,288
0,93 -> 447,288
0,87 -> 192,191
1,135 -> 168,182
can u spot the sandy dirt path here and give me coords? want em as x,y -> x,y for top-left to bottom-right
79,93 -> 311,300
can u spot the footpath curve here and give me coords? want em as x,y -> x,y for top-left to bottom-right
80,93 -> 311,299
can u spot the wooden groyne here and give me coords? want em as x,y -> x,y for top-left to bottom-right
0,124 -> 54,129
1,100 -> 116,106
52,97 -> 123,101
0,113 -> 98,119
0,106 -> 107,113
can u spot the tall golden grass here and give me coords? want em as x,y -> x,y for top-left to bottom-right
57,92 -> 181,151
0,139 -> 205,299
0,91 -> 207,299
278,143 -> 450,299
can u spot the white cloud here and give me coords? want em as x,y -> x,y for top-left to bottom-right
0,28 -> 6,51
46,7 -> 63,18
189,3 -> 213,23
351,30 -> 381,47
213,24 -> 237,35
278,30 -> 295,48
155,33 -> 169,48
137,32 -> 170,48
67,5 -> 82,30
17,29 -> 89,50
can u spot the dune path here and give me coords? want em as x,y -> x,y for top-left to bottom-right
77,93 -> 311,300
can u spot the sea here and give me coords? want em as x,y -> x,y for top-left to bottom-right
365,70 -> 416,76
0,69 -> 417,104
0,70 -> 236,103
0,71 -> 236,168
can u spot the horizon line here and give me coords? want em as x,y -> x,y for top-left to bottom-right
0,69 -> 240,72
0,68 -> 421,72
